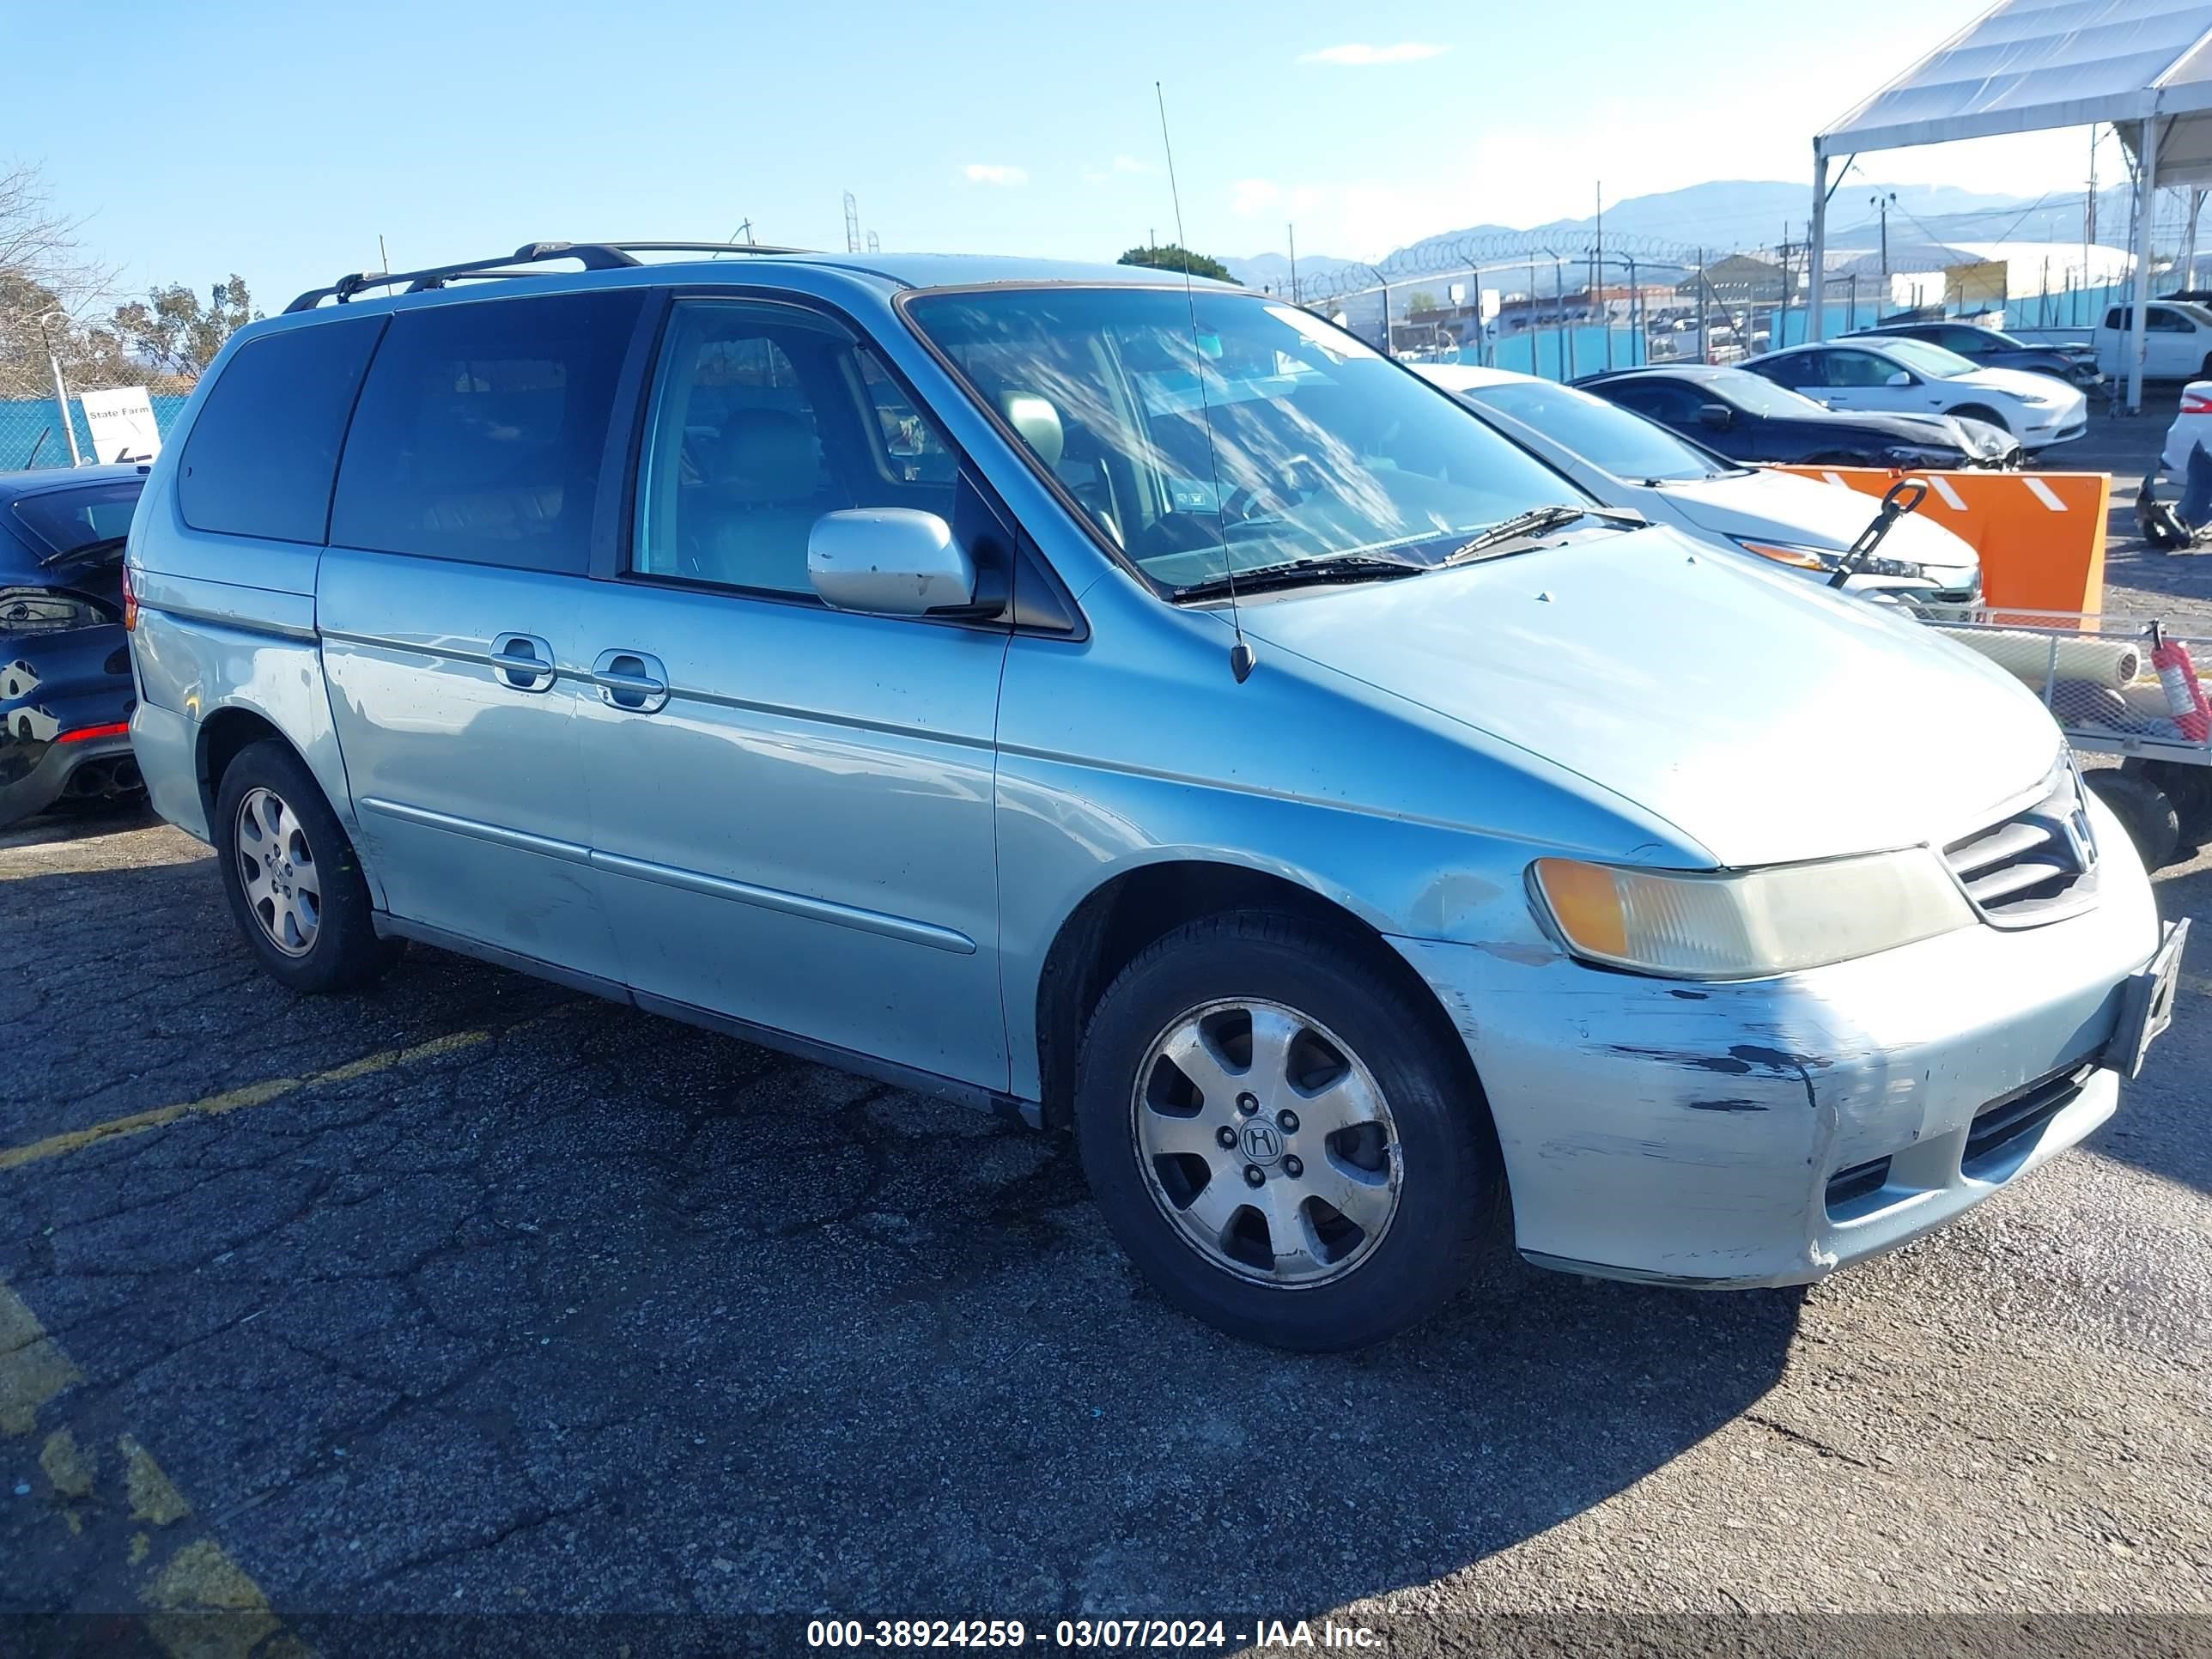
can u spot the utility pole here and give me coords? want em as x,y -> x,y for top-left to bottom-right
37,314 -> 82,467
1595,183 -> 1609,369
1872,191 -> 1896,281
1287,222 -> 1299,306
1696,246 -> 1709,363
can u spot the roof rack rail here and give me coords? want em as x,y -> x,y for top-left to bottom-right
283,240 -> 811,313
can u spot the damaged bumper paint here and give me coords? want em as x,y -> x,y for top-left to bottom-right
1389,797 -> 2164,1289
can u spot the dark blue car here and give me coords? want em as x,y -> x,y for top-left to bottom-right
0,465 -> 147,828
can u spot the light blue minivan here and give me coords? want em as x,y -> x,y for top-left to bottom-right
124,241 -> 2184,1349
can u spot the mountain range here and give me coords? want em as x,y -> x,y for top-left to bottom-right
1223,177 -> 2154,290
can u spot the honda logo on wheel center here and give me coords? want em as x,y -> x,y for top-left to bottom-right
1241,1121 -> 1284,1164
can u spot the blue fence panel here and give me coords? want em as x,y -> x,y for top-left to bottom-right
0,392 -> 192,471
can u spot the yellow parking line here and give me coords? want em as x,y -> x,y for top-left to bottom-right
0,1028 -> 491,1173
3,1277 -> 307,1656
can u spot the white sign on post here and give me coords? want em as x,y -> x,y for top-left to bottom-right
78,386 -> 161,465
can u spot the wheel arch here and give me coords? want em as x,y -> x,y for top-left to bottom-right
195,704 -> 293,829
1030,856 -> 1490,1139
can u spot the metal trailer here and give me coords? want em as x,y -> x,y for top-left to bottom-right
1921,606 -> 2212,868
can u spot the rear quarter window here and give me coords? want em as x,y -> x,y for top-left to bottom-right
329,289 -> 644,574
178,319 -> 385,544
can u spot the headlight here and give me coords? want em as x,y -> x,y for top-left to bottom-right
1729,537 -> 1924,581
1530,850 -> 1974,979
2018,393 -> 2054,408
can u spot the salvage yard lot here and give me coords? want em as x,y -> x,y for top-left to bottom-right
5,408 -> 2212,1646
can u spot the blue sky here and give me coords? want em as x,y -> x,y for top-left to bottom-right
15,0 -> 2094,314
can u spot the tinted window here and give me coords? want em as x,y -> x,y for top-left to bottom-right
331,289 -> 643,573
632,301 -> 961,595
1598,379 -> 1705,426
1825,350 -> 1902,387
179,319 -> 382,544
2148,307 -> 2191,333
11,480 -> 142,558
1757,354 -> 1824,389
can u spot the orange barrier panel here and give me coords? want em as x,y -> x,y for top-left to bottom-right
1771,465 -> 2108,615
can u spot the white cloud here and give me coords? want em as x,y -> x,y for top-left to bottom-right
1297,42 -> 1449,66
1112,155 -> 1152,174
963,164 -> 1030,187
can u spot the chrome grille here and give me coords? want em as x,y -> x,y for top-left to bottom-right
1943,762 -> 2100,926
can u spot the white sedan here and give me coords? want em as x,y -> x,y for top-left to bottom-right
2160,380 -> 2212,473
1742,337 -> 2087,452
1415,363 -> 1982,614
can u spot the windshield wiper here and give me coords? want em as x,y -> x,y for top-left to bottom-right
1172,551 -> 1426,601
38,534 -> 127,568
1442,504 -> 1643,564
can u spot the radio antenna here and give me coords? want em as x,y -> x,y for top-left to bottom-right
1156,81 -> 1256,684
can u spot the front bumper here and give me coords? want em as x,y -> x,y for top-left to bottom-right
1389,801 -> 2162,1288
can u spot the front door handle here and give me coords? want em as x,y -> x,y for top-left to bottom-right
489,632 -> 556,692
591,648 -> 670,714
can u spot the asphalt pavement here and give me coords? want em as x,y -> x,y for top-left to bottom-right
3,404 -> 2210,1658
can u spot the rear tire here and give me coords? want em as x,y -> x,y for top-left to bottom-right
213,739 -> 402,993
2125,757 -> 2212,848
2087,768 -> 2182,871
1073,909 -> 1500,1352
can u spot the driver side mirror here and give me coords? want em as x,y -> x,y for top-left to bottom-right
1697,402 -> 1732,430
1886,369 -> 1914,387
809,508 -> 988,617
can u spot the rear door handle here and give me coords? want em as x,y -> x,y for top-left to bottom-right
489,632 -> 556,692
591,648 -> 671,714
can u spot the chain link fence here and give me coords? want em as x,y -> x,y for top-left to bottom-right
1275,229 -> 2141,383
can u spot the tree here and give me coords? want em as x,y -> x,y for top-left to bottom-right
1406,289 -> 1442,314
108,277 -> 259,378
0,161 -> 118,398
1117,244 -> 1237,283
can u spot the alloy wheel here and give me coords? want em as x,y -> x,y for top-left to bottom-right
1130,998 -> 1402,1288
234,785 -> 321,957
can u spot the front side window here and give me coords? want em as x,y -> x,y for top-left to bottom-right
330,289 -> 643,574
904,286 -> 1581,591
1825,350 -> 1903,388
632,301 -> 960,595
1462,380 -> 1735,483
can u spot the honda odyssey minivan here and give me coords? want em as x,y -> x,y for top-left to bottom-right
124,241 -> 2185,1350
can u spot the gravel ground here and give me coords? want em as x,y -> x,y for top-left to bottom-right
1,405 -> 2209,1658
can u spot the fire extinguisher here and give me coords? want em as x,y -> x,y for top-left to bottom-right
2150,622 -> 2211,744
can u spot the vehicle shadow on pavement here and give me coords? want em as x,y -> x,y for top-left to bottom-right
2087,860 -> 2212,1197
0,850 -> 1802,1619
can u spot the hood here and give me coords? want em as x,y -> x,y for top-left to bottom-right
1237,525 -> 2057,868
1794,407 -> 1973,450
1662,469 -> 1978,577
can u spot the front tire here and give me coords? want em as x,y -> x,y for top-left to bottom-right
2087,767 -> 2182,871
1073,910 -> 1499,1351
213,739 -> 401,993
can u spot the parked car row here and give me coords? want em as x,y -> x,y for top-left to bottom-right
109,240 -> 2178,1353
1417,365 -> 1983,615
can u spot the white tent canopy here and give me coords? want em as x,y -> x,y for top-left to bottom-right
1809,0 -> 2212,408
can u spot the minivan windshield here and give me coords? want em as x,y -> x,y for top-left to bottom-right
1459,380 -> 1738,483
904,286 -> 1598,592
1878,338 -> 1977,380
